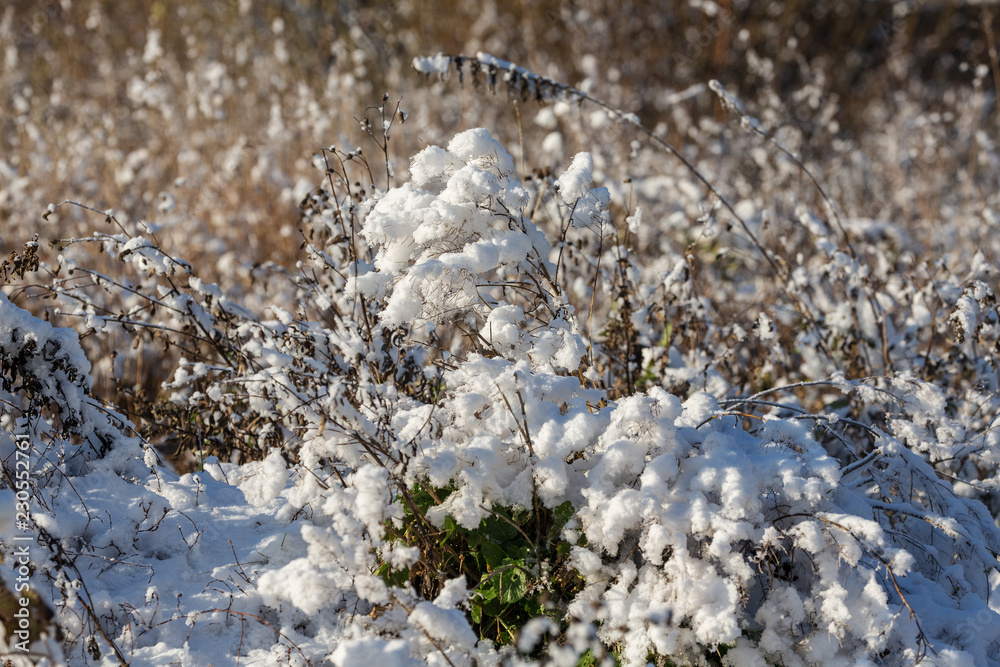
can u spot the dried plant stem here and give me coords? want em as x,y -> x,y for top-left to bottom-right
415,53 -> 837,364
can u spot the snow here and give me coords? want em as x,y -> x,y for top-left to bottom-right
411,53 -> 452,75
555,152 -> 595,204
409,602 -> 478,651
331,637 -> 422,667
447,128 -> 515,177
5,124 -> 1000,667
237,449 -> 288,507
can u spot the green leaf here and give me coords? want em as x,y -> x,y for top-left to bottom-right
554,500 -> 575,523
510,506 -> 531,524
659,322 -> 673,348
508,544 -> 533,562
440,515 -> 459,545
480,541 -> 507,569
376,563 -> 409,588
481,597 -> 503,616
470,601 -> 482,624
499,566 -> 528,604
477,584 -> 497,601
484,511 -> 520,543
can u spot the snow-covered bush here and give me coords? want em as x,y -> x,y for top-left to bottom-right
4,74 -> 1000,665
3,0 -> 1000,664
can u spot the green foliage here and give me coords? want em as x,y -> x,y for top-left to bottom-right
380,483 -> 581,646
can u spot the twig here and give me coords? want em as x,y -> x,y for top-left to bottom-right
204,608 -> 313,666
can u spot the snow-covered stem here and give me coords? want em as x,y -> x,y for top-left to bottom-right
5,90 -> 1000,666
412,52 -> 842,367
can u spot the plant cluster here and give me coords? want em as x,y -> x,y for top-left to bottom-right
2,2 -> 1000,666
2,49 -> 1000,663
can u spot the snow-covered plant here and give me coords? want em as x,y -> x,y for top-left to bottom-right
0,283 -> 150,664
4,49 -> 1000,664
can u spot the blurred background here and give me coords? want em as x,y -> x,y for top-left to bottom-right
1,0 -> 998,425
3,0 -> 997,261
